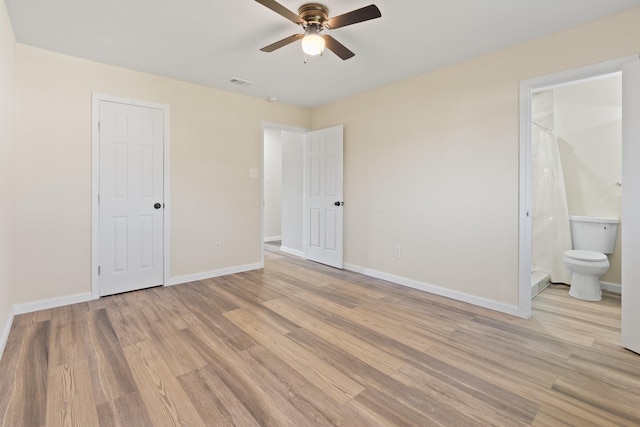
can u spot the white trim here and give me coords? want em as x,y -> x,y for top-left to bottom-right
167,263 -> 263,286
264,236 -> 281,242
91,93 -> 171,299
518,80 -> 533,319
601,281 -> 622,294
279,246 -> 304,258
13,292 -> 93,315
518,56 -> 637,319
0,306 -> 15,362
344,263 -> 520,317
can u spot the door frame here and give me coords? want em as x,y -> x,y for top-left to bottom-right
91,93 -> 171,299
518,56 -> 637,318
260,122 -> 308,267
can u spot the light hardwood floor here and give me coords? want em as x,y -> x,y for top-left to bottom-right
1,248 -> 639,426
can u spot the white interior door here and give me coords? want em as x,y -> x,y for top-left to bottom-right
622,58 -> 640,354
304,125 -> 344,268
99,101 -> 165,296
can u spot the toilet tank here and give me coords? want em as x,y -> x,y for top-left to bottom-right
569,215 -> 619,254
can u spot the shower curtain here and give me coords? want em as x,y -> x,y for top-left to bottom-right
531,125 -> 572,284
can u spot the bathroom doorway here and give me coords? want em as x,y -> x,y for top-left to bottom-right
529,73 -> 622,299
518,55 -> 640,322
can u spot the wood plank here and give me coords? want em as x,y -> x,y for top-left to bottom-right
1,249 -> 639,426
180,326 -> 313,426
152,332 -> 208,377
243,344 -> 347,426
263,297 -> 406,375
86,308 -> 137,405
552,369 -> 640,424
178,367 -> 259,427
287,327 -> 507,426
96,392 -> 154,427
224,308 -> 365,404
2,321 -> 50,427
98,294 -> 153,348
392,361 -> 534,426
45,361 -> 100,427
0,324 -> 25,422
47,305 -> 91,369
122,340 -> 206,426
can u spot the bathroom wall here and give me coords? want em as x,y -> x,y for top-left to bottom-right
264,128 -> 283,241
555,75 -> 622,285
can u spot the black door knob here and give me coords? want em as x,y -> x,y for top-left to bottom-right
154,203 -> 162,209
334,201 -> 344,206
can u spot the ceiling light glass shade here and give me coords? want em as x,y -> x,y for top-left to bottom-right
301,28 -> 325,56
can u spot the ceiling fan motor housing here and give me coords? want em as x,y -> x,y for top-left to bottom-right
298,3 -> 329,26
256,0 -> 381,60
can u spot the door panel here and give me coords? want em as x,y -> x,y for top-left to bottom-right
99,101 -> 164,296
622,58 -> 640,353
304,126 -> 344,268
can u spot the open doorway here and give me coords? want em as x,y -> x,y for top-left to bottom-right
529,73 -> 622,299
261,123 -> 345,269
518,57 -> 637,320
261,124 -> 307,262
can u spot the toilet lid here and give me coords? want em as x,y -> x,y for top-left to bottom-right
564,249 -> 607,262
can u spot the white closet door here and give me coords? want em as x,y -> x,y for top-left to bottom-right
99,101 -> 164,296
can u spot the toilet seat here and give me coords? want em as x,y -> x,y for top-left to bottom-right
564,249 -> 607,262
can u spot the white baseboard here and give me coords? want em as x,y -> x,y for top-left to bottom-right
601,281 -> 621,294
264,236 -> 281,242
344,263 -> 520,317
13,292 -> 94,315
167,262 -> 263,286
0,306 -> 15,363
279,246 -> 304,258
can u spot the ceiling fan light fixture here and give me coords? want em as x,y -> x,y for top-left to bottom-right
301,26 -> 325,56
256,0 -> 381,60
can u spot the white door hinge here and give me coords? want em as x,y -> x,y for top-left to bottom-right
98,265 -> 101,275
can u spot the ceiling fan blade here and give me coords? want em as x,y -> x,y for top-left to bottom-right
260,34 -> 304,52
255,0 -> 304,25
325,4 -> 381,29
322,35 -> 355,60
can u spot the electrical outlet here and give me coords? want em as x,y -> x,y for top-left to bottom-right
249,168 -> 259,178
393,247 -> 401,258
215,241 -> 222,252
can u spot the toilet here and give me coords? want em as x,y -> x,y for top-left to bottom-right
563,215 -> 619,301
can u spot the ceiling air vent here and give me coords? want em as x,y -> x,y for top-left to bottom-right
230,77 -> 255,87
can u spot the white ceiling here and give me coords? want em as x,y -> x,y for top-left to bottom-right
6,0 -> 640,107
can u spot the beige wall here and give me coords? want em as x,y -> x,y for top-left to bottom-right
6,7 -> 640,313
556,75 -> 622,284
0,1 -> 15,349
311,8 -> 640,305
13,45 -> 311,304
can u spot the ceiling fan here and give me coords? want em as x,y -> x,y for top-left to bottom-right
255,0 -> 382,60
